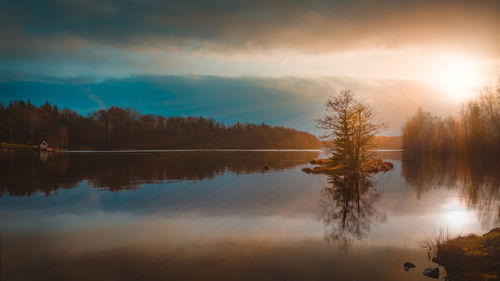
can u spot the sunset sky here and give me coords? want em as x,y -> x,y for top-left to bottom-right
1,0 -> 499,135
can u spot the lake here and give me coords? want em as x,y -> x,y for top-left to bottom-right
1,150 -> 499,281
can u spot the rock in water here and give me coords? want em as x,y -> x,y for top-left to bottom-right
403,262 -> 416,271
423,268 -> 439,279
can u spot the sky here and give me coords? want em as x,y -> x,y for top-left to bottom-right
1,0 -> 499,135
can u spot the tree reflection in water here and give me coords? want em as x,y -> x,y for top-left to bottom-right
318,173 -> 386,249
403,157 -> 500,229
0,151 -> 319,196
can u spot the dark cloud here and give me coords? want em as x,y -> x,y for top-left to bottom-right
1,0 -> 500,60
0,72 -> 457,135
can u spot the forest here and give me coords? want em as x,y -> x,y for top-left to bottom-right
0,101 -> 321,149
402,84 -> 500,159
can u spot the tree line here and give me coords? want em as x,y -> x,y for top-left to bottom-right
402,84 -> 500,159
0,101 -> 320,149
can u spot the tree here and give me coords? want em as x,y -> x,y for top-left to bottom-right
316,90 -> 385,170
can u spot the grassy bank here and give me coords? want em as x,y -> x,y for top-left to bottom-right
423,228 -> 500,281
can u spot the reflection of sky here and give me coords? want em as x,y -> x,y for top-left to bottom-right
1,157 -> 494,246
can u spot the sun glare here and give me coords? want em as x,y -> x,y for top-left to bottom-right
440,199 -> 472,228
430,55 -> 483,102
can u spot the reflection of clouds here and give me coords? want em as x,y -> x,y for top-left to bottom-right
2,227 -> 430,281
2,213 -> 326,248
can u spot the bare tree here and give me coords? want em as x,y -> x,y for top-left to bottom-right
316,90 -> 385,170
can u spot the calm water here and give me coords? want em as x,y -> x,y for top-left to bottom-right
1,151 -> 499,281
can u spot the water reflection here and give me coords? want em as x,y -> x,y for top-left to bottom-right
402,157 -> 500,229
2,151 -> 499,281
318,173 -> 386,248
0,151 -> 319,196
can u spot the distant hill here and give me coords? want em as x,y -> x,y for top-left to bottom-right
373,136 -> 402,149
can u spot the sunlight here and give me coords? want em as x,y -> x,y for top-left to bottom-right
444,209 -> 469,226
430,54 -> 483,102
440,199 -> 473,228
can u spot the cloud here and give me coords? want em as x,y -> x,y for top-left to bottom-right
0,72 -> 462,135
85,93 -> 107,109
1,0 -> 500,60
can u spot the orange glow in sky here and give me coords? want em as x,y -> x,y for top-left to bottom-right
428,54 -> 485,102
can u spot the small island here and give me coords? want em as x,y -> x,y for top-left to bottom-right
302,158 -> 393,175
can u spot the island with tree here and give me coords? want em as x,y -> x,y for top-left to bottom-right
303,90 -> 393,175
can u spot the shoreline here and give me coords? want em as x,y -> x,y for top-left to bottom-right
429,228 -> 500,281
57,149 -> 324,153
1,143 -> 404,153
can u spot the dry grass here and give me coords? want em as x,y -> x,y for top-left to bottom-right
419,229 -> 460,260
309,159 -> 334,165
420,228 -> 500,281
